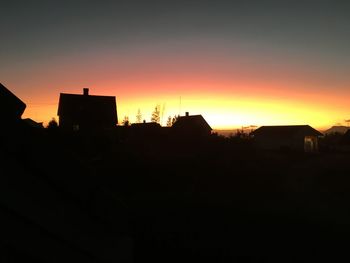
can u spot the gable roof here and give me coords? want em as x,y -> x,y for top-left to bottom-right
0,83 -> 26,119
173,114 -> 212,131
57,93 -> 117,123
251,125 -> 323,137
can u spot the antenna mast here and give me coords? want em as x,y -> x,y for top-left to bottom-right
179,96 -> 182,116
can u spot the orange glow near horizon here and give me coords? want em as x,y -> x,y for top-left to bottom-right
5,46 -> 349,131
21,85 -> 349,131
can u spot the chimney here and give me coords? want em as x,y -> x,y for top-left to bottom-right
83,88 -> 89,96
185,112 -> 189,117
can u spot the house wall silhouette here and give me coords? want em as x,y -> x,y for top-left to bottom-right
57,88 -> 118,131
251,125 -> 323,152
172,112 -> 212,138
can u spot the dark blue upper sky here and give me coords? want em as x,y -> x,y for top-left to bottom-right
1,0 -> 349,64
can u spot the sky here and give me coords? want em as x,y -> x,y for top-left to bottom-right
1,0 -> 349,129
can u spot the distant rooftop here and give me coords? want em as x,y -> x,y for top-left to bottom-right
251,125 -> 323,137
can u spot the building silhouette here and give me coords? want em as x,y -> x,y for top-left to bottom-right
172,112 -> 212,138
1,84 -> 132,262
0,83 -> 26,121
57,88 -> 118,131
251,125 -> 323,152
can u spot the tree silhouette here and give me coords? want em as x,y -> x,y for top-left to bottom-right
166,116 -> 172,127
136,109 -> 142,123
122,116 -> 130,126
47,118 -> 58,129
151,105 -> 160,123
172,115 -> 179,125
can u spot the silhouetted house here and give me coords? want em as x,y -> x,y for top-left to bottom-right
0,83 -> 26,121
251,125 -> 323,152
57,88 -> 117,131
172,112 -> 212,138
23,118 -> 43,129
129,121 -> 167,140
131,122 -> 161,133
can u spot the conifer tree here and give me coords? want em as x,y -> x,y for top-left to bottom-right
151,105 -> 160,123
136,109 -> 142,123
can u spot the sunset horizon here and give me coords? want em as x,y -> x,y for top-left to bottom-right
10,79 -> 350,131
2,1 -> 349,130
2,1 -> 350,261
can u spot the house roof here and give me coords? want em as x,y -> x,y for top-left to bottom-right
23,118 -> 44,128
0,83 -> 26,119
172,114 -> 212,131
57,93 -> 118,123
251,125 -> 323,137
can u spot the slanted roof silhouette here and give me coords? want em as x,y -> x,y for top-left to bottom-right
172,112 -> 212,137
0,83 -> 26,119
23,118 -> 44,128
57,88 -> 117,130
173,114 -> 212,131
251,125 -> 323,137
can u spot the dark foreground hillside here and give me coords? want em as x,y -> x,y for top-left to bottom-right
1,124 -> 350,262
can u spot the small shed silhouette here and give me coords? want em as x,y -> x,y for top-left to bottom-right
172,112 -> 212,137
0,83 -> 26,120
131,122 -> 162,133
129,122 -> 167,141
57,88 -> 117,131
251,125 -> 323,152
